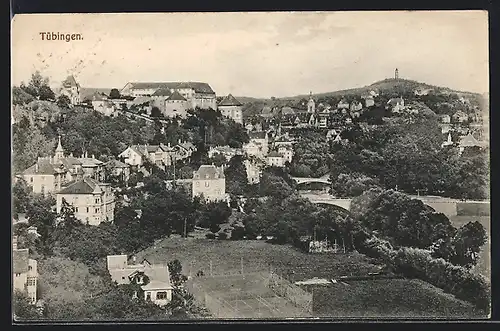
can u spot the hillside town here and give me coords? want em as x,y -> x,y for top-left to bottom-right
12,67 -> 490,321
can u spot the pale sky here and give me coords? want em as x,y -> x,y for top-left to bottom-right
11,11 -> 489,98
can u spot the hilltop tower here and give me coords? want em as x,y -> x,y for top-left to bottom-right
395,68 -> 399,80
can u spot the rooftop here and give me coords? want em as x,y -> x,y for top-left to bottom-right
167,91 -> 187,101
13,248 -> 29,274
219,94 -> 242,107
126,82 -> 215,94
58,177 -> 105,195
194,164 -> 225,179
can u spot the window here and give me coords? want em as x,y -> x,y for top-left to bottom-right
205,181 -> 209,187
146,292 -> 151,301
28,277 -> 36,286
28,266 -> 32,271
15,273 -> 20,277
75,207 -> 79,212
196,181 -> 200,187
156,291 -> 168,300
87,207 -> 89,213
95,198 -> 100,204
30,177 -> 33,183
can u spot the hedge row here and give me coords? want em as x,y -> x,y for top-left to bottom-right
359,236 -> 490,312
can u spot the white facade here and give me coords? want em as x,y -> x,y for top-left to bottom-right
118,147 -> 144,166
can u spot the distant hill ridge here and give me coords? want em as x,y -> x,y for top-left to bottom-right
289,78 -> 480,100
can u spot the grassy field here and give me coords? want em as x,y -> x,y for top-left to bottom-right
135,238 -> 381,281
136,238 -> 484,318
312,279 -> 481,318
449,216 -> 490,281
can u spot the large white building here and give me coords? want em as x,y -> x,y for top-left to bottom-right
59,75 -> 81,106
218,94 -> 243,124
56,177 -> 115,226
13,236 -> 38,304
107,255 -> 173,307
120,82 -> 217,110
192,165 -> 227,202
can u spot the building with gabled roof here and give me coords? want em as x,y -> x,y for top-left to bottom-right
192,165 -> 227,202
266,151 -> 286,167
387,97 -> 405,113
218,94 -> 243,124
105,159 -> 131,183
458,133 -> 487,154
120,81 -> 217,110
163,91 -> 189,118
22,136 -> 85,194
59,75 -> 81,105
107,254 -> 173,306
13,236 -> 38,304
56,177 -> 115,226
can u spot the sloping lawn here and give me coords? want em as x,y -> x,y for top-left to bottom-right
312,278 -> 481,319
135,238 -> 484,318
135,238 -> 381,280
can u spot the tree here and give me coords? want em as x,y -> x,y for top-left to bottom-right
167,259 -> 188,287
12,179 -> 32,216
109,89 -> 121,99
224,155 -> 248,195
151,107 -> 163,118
13,291 -> 41,321
433,221 -> 487,269
57,94 -> 71,109
38,85 -> 55,101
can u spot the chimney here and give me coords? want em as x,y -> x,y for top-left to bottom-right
92,154 -> 95,159
70,153 -> 74,157
13,236 -> 18,250
35,163 -> 39,173
178,139 -> 181,144
167,143 -> 170,148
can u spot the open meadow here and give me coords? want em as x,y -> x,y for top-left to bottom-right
135,238 -> 483,318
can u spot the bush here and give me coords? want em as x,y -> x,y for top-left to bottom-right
358,236 -> 490,312
205,233 -> 216,239
218,232 -> 228,240
230,226 -> 245,240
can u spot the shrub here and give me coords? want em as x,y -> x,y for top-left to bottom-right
205,233 -> 216,239
218,232 -> 228,240
358,237 -> 490,312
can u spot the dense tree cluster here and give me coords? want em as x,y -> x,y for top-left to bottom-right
324,115 -> 488,200
351,188 -> 487,269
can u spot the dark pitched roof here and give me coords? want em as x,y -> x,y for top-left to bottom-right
58,177 -> 101,195
13,249 -> 29,274
194,165 -> 224,179
23,159 -> 60,175
167,91 -> 187,101
62,75 -> 79,88
152,88 -> 172,97
127,82 -> 215,94
219,94 -> 242,106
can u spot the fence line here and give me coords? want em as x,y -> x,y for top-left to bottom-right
185,271 -> 313,318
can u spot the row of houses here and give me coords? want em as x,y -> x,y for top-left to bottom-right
118,140 -> 196,169
58,76 -> 243,124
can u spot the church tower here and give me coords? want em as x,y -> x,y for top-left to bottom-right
54,135 -> 65,162
307,91 -> 316,113
395,68 -> 399,80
